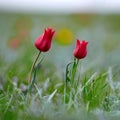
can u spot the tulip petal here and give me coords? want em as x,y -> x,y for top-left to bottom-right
73,39 -> 88,59
34,27 -> 55,52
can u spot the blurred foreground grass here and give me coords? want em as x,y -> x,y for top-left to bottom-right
0,12 -> 120,120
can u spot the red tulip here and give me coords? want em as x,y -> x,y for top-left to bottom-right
73,39 -> 88,59
35,27 -> 55,52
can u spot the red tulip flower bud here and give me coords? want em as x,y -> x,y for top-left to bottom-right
35,27 -> 55,52
73,39 -> 88,59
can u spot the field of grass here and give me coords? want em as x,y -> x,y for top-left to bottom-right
0,12 -> 120,120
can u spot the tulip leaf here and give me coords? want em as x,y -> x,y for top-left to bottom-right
71,58 -> 77,84
66,62 -> 72,84
29,57 -> 44,92
29,66 -> 37,92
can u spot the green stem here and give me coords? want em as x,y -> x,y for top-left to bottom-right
77,60 -> 81,86
28,51 -> 41,84
71,58 -> 79,100
71,58 -> 79,86
71,58 -> 76,84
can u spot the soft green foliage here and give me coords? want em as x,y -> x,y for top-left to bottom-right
1,58 -> 120,120
82,72 -> 110,110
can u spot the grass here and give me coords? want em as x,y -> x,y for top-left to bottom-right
0,52 -> 120,120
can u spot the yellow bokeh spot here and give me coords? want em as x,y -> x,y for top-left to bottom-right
55,29 -> 73,45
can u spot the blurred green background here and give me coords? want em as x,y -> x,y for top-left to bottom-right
0,12 -> 120,85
